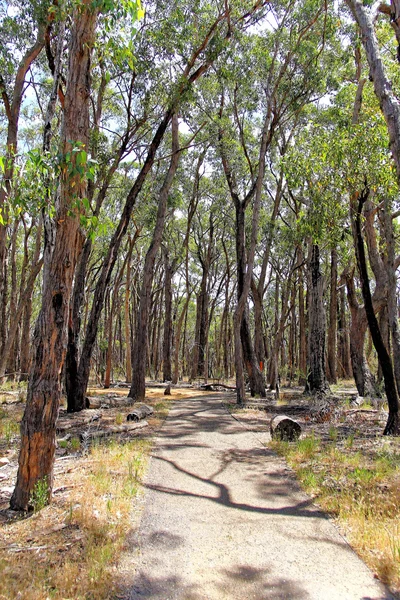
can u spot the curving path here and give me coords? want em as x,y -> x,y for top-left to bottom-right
119,394 -> 396,600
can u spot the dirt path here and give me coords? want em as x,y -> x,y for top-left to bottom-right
118,394 -> 395,600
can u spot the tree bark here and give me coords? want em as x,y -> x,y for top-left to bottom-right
327,248 -> 338,384
298,246 -> 307,385
124,236 -> 135,383
162,248 -> 174,382
306,244 -> 330,394
346,0 -> 400,185
104,254 -> 128,388
384,201 -> 400,395
128,116 -> 180,400
353,189 -> 399,435
11,2 -> 97,510
337,280 -> 352,379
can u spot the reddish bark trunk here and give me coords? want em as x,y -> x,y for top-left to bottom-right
11,3 -> 97,511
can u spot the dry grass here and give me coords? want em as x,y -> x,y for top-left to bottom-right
270,433 -> 400,595
0,437 -> 152,600
1,382 -> 207,600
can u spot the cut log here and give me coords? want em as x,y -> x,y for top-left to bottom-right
270,415 -> 301,441
80,420 -> 148,442
126,404 -> 154,422
86,396 -> 129,409
200,383 -> 236,391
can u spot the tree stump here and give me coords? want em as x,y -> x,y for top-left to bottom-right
270,415 -> 301,441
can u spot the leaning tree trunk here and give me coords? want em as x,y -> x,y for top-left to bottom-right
353,190 -> 399,435
11,3 -> 97,510
346,0 -> 400,184
307,244 -> 330,394
383,198 -> 400,396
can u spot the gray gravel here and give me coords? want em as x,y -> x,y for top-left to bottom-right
119,394 -> 396,600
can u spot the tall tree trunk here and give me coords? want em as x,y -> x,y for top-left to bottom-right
307,244 -> 330,394
353,189 -> 399,435
124,236 -> 135,383
345,272 -> 376,396
235,203 -> 265,399
0,16 -> 50,360
162,249 -> 174,382
337,281 -> 352,379
288,281 -> 297,384
327,248 -> 338,384
383,199 -> 400,395
19,220 -> 43,381
11,3 -> 97,511
346,0 -> 400,185
172,293 -> 191,384
298,249 -> 307,386
128,116 -> 180,400
104,254 -> 128,388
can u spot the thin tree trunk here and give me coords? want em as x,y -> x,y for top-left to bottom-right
124,236 -> 135,383
306,244 -> 330,394
104,254 -> 128,388
0,16 -> 50,358
298,248 -> 307,385
327,248 -> 338,384
128,115 -> 180,400
353,189 -> 399,435
383,199 -> 400,395
337,281 -> 352,379
172,293 -> 191,384
162,249 -> 174,382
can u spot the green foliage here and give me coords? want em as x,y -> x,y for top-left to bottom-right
29,476 -> 49,512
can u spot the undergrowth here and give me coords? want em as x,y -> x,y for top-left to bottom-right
270,435 -> 400,593
0,438 -> 152,600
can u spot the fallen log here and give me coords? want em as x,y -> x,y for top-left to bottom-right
80,420 -> 148,442
56,410 -> 102,432
85,396 -> 129,409
200,383 -> 237,391
127,404 -> 154,422
270,415 -> 301,441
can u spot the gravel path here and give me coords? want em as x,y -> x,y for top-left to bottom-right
119,394 -> 395,600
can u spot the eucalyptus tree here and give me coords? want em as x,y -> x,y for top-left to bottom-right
0,0 -> 55,373
214,0 -> 339,403
68,0 -> 268,410
343,0 -> 400,433
11,0 -> 100,511
282,107 -> 350,394
128,115 -> 180,400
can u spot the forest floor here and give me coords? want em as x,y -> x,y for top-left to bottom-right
0,381 -> 399,599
